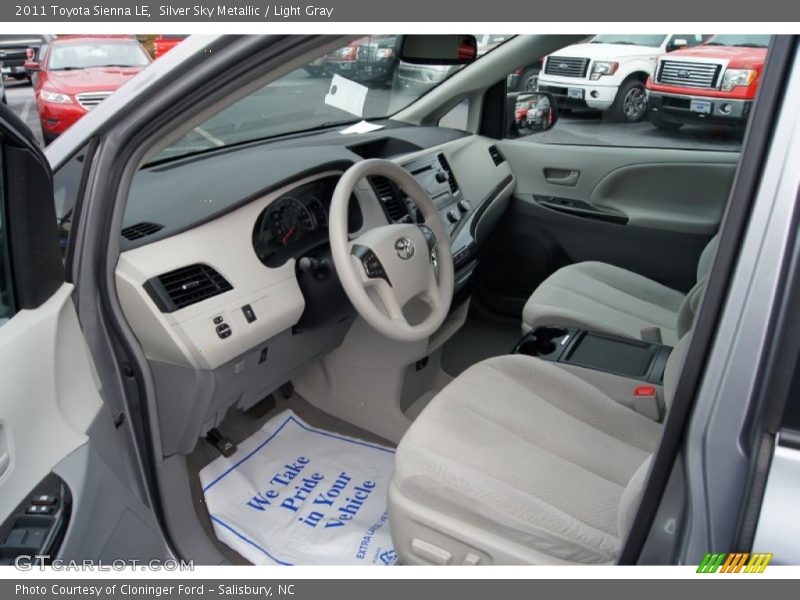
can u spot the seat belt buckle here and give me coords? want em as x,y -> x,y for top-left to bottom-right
640,326 -> 663,344
633,385 -> 663,421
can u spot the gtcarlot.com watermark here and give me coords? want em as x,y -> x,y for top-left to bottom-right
13,555 -> 194,571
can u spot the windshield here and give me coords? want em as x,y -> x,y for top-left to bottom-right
154,35 -> 511,163
704,35 -> 771,48
589,34 -> 666,47
48,41 -> 150,70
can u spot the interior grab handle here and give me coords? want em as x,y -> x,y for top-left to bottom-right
544,168 -> 580,187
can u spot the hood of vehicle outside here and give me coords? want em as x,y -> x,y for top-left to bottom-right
663,44 -> 768,68
548,42 -> 664,61
44,67 -> 144,94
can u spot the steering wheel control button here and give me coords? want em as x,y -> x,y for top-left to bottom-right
242,304 -> 257,323
395,237 -> 415,260
418,226 -> 437,252
216,323 -> 232,339
352,245 -> 391,285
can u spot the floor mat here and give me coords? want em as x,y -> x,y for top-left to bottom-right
199,409 -> 398,566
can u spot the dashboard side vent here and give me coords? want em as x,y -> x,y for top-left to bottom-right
146,264 -> 233,313
437,154 -> 459,194
121,222 -> 164,241
488,145 -> 505,166
369,176 -> 409,222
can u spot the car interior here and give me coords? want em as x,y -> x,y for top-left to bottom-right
109,34 -> 743,565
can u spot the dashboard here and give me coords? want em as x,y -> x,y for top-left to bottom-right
116,124 -> 515,373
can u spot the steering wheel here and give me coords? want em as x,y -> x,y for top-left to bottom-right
329,159 -> 454,342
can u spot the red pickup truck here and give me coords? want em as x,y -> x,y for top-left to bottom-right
646,34 -> 770,131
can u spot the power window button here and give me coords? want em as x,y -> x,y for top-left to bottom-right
31,494 -> 57,506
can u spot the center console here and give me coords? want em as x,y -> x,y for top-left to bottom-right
513,326 -> 672,420
400,152 -> 471,237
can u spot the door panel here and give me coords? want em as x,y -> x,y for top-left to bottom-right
499,139 -> 738,234
479,140 -> 737,316
0,103 -> 162,564
0,285 -> 101,525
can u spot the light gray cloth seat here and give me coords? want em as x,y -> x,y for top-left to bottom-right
522,235 -> 718,346
389,336 -> 690,565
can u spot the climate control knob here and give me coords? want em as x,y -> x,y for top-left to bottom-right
435,169 -> 449,183
447,209 -> 460,223
457,200 -> 472,213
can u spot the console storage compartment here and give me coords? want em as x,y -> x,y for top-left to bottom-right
513,326 -> 672,419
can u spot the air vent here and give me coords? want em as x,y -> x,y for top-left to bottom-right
121,222 -> 164,241
488,145 -> 505,166
369,176 -> 409,222
146,264 -> 233,313
437,154 -> 459,194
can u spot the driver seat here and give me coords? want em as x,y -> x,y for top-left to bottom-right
388,334 -> 690,565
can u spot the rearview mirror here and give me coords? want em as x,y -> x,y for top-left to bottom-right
399,35 -> 478,65
511,92 -> 558,136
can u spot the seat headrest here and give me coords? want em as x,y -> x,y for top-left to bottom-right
697,233 -> 720,282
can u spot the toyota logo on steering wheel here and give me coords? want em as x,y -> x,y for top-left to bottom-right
395,237 -> 415,260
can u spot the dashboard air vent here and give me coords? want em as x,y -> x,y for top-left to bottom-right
369,176 -> 409,222
121,222 -> 164,241
488,145 -> 505,166
437,154 -> 459,194
146,264 -> 233,312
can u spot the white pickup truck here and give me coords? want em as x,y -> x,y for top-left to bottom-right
537,34 -> 710,122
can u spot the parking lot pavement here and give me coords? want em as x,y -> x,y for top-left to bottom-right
3,68 -> 741,154
3,79 -> 43,146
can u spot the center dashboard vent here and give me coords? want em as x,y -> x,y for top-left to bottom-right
369,176 -> 409,222
145,263 -> 233,313
488,145 -> 505,166
437,154 -> 459,194
121,222 -> 164,241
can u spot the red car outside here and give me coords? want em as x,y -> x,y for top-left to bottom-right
26,36 -> 151,143
153,35 -> 188,59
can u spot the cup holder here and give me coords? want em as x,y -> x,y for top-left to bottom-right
514,326 -> 569,358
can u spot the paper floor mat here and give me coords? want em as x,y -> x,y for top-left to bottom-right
199,409 -> 398,565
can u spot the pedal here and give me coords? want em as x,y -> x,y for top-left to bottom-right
206,428 -> 237,457
245,394 -> 276,419
279,381 -> 295,399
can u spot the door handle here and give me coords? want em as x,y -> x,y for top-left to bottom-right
544,168 -> 580,187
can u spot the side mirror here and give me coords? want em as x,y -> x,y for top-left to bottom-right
24,61 -> 40,72
399,35 -> 478,65
510,92 -> 558,136
668,38 -> 688,51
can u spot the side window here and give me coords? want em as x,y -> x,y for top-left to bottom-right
511,34 -> 770,152
0,150 -> 16,326
52,145 -> 90,256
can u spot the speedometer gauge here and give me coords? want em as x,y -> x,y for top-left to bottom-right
269,196 -> 316,247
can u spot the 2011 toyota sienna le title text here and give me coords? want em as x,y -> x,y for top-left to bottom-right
0,34 -> 798,568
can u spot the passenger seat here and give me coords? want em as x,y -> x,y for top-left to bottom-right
521,235 -> 718,346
